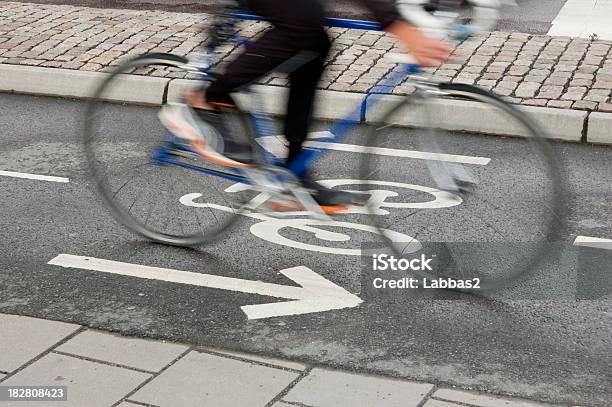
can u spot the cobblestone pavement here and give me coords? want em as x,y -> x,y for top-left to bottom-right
1,1 -> 612,113
0,313 -> 563,407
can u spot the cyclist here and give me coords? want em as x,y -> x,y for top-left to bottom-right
160,0 -> 451,213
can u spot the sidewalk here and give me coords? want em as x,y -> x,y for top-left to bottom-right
1,1 -> 611,112
1,2 -> 611,144
0,313 -> 563,407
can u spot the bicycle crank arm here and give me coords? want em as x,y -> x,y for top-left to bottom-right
288,184 -> 331,222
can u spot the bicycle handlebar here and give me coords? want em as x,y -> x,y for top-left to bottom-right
229,11 -> 384,31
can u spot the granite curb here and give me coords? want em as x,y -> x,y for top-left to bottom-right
2,64 -> 610,145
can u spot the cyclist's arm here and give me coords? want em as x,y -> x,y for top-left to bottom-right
358,0 -> 451,67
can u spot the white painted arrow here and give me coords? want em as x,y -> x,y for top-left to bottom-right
48,254 -> 362,319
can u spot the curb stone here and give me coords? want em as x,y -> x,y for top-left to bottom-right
0,64 -> 168,105
586,113 -> 612,145
363,93 -> 588,141
1,64 -> 610,145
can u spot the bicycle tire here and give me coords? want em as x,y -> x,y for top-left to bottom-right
359,82 -> 566,292
83,52 -> 252,246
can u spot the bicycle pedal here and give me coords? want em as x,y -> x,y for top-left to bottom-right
266,198 -> 303,213
266,199 -> 351,216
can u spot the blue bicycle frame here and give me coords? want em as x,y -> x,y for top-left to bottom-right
153,12 -> 422,184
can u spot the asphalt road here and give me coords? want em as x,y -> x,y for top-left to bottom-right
18,0 -> 568,34
0,93 -> 611,406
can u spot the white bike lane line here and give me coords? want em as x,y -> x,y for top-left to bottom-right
47,254 -> 363,319
257,132 -> 492,165
0,170 -> 69,183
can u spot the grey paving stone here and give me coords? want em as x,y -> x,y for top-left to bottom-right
543,76 -> 569,86
433,389 -> 552,407
537,85 -> 563,99
593,80 -> 612,89
514,82 -> 541,98
573,72 -> 595,80
570,78 -> 593,87
1,353 -> 150,407
547,100 -> 573,109
482,72 -> 504,80
131,351 -> 298,407
507,66 -> 529,76
523,98 -> 548,107
117,403 -> 141,407
572,100 -> 598,111
561,87 -> 587,101
477,79 -> 497,87
493,87 -> 514,96
0,314 -> 80,372
597,102 -> 612,112
56,330 -> 189,372
283,368 -> 433,407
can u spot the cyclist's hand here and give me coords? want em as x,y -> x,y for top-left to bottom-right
386,21 -> 451,67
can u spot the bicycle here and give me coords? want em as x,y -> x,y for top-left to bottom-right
84,0 -> 565,292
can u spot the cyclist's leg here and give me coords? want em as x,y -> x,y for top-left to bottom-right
162,27 -> 304,164
206,0 -> 329,106
284,33 -> 331,167
205,29 -> 298,105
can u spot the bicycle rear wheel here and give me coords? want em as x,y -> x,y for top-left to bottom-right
84,53 -> 254,246
359,83 -> 566,291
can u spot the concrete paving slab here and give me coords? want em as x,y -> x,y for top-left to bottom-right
424,400 -> 464,407
433,389 -> 553,407
548,0 -> 612,40
586,112 -> 612,145
283,368 -> 433,407
131,351 -> 299,407
0,314 -> 80,372
56,330 -> 189,372
1,353 -> 150,407
206,349 -> 306,371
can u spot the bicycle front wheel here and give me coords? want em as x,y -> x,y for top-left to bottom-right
359,83 -> 566,291
84,53 -> 252,246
